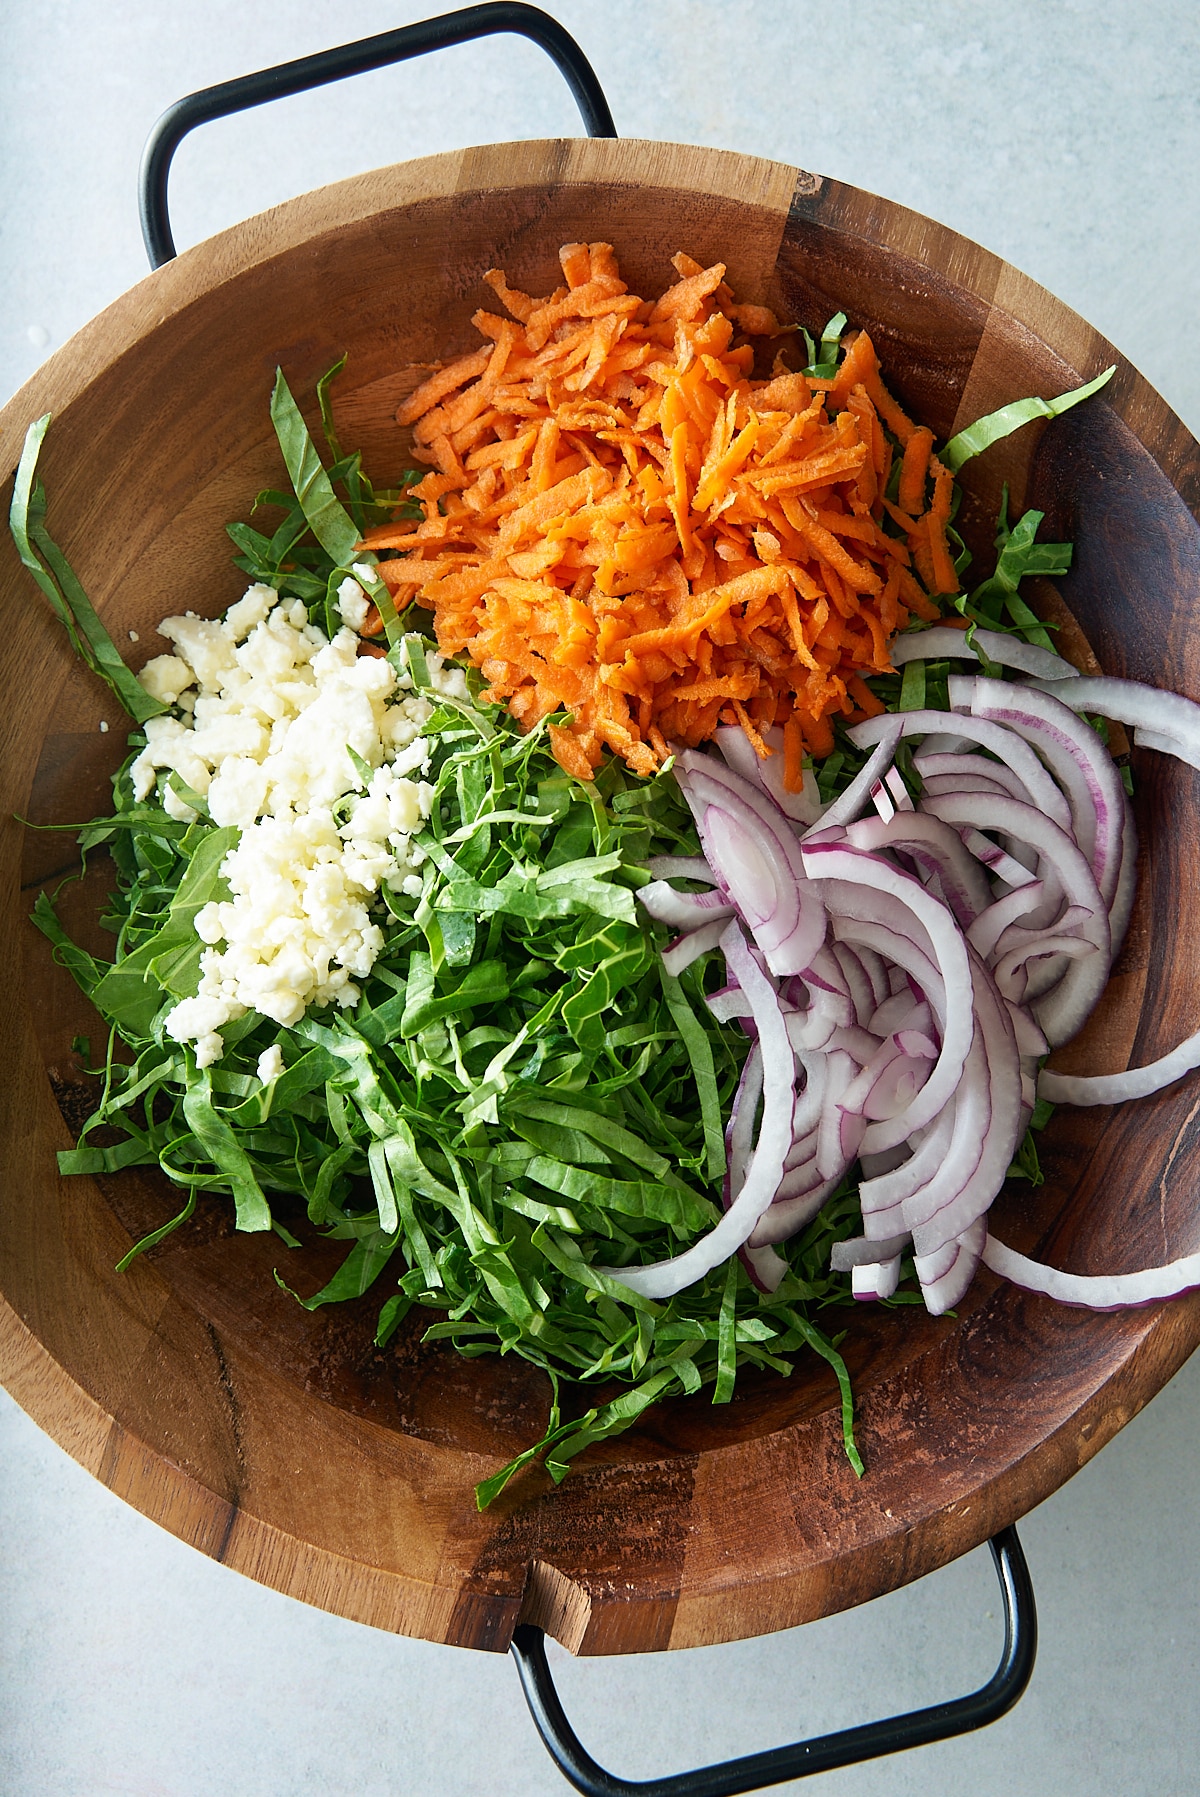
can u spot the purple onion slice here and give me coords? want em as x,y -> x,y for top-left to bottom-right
852,710 -> 1073,832
890,624 -> 1079,682
952,675 -> 1126,907
981,1233 -> 1200,1310
716,724 -> 823,824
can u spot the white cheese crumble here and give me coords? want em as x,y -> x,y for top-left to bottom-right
335,574 -> 370,631
130,584 -> 468,1067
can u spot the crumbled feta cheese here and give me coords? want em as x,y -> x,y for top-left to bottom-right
424,645 -> 470,701
222,583 -> 275,643
336,575 -> 370,631
138,654 -> 195,706
256,1044 -> 284,1085
139,586 -> 445,1063
161,783 -> 198,824
159,612 -> 237,687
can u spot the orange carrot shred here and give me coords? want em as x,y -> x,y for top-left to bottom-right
897,427 -> 934,515
365,248 -> 958,780
782,717 -> 804,792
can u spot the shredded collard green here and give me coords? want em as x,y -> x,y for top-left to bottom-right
940,365 -> 1115,473
12,320 -> 1091,1509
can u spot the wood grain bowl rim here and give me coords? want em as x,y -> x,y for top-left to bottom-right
2,137 -> 1199,1656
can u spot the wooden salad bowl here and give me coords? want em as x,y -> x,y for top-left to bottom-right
2,137 -> 1199,1658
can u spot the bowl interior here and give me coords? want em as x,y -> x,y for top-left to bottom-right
3,138 -> 1200,1657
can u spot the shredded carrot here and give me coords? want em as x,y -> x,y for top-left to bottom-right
897,427 -> 934,515
360,243 -> 958,780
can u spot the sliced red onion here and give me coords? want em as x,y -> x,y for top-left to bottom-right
992,903 -> 1096,960
787,1010 -> 839,1053
831,1232 -> 911,1269
647,855 -> 717,883
846,812 -> 994,927
706,984 -> 753,1022
919,770 -> 1027,805
661,917 -> 728,975
830,941 -> 878,1026
859,1107 -> 957,1235
838,1035 -> 904,1117
855,943 -> 891,1010
638,880 -> 734,932
863,1055 -> 930,1122
716,724 -> 823,824
914,750 -> 1045,813
991,933 -> 1099,1007
890,625 -> 1080,682
982,1232 -> 1200,1310
749,1174 -> 842,1246
1032,675 -> 1200,760
796,945 -> 855,1019
803,719 -> 902,835
900,1036 -> 990,1241
951,675 -> 1126,907
906,962 -> 1023,1255
860,1145 -> 909,1177
959,828 -> 1039,891
828,1022 -> 888,1065
600,922 -> 794,1298
1108,793 -> 1139,956
851,1257 -> 902,1299
821,885 -> 947,1008
776,1152 -> 823,1195
632,669 -> 1200,1323
1039,1022 -> 1200,1106
868,991 -> 935,1037
726,1041 -> 763,1199
679,755 -> 827,975
790,1050 -> 830,1140
870,778 -> 897,823
816,1048 -> 865,1179
966,882 -> 1048,961
919,790 -> 1109,1043
1133,727 -> 1200,770
852,710 -> 1073,833
801,845 -> 974,1150
1008,1005 -> 1049,1059
742,1241 -> 789,1292
916,1216 -> 986,1315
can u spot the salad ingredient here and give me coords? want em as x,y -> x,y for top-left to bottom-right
124,583 -> 468,1066
363,243 -> 1107,787
359,243 -> 958,781
981,1234 -> 1200,1310
637,638 -> 1200,1320
625,733 -> 1016,1314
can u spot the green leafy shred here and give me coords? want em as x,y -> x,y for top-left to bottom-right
10,416 -> 168,725
940,366 -> 1115,473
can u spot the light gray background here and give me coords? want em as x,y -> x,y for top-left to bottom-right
2,3 -> 1199,1793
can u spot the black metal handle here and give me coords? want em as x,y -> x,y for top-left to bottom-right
511,1526 -> 1036,1797
139,2 -> 617,268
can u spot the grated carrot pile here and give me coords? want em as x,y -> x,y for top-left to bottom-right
358,244 -> 960,784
